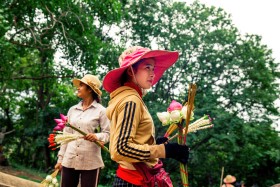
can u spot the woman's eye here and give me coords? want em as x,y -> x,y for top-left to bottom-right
146,66 -> 153,70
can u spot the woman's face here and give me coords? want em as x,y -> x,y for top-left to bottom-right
77,82 -> 92,99
133,58 -> 155,89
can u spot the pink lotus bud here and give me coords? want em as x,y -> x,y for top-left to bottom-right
57,123 -> 65,127
54,119 -> 63,124
167,100 -> 182,112
60,114 -> 68,122
54,125 -> 64,131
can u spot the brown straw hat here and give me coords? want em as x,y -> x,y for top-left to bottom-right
73,74 -> 102,96
223,175 -> 236,184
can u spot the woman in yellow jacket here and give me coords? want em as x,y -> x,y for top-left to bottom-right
103,46 -> 189,186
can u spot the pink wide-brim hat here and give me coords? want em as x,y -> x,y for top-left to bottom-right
103,47 -> 179,93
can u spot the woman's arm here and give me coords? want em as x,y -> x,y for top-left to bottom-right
110,100 -> 164,162
93,107 -> 110,143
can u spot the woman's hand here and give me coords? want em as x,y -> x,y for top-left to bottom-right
156,137 -> 169,144
54,163 -> 62,171
84,133 -> 98,142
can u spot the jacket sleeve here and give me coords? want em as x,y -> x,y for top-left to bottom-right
110,99 -> 165,163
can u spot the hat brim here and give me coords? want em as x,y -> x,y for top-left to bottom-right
222,184 -> 234,187
223,176 -> 236,184
103,50 -> 179,93
72,79 -> 102,96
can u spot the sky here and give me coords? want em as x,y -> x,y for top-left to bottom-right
185,0 -> 280,61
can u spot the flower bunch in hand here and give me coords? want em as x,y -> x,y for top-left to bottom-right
40,169 -> 60,187
157,100 -> 194,137
48,131 -> 83,150
49,114 -> 109,153
157,84 -> 214,186
157,100 -> 213,139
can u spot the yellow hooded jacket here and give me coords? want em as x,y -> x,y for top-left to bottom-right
106,86 -> 165,170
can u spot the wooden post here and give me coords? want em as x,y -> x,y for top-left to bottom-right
220,166 -> 224,187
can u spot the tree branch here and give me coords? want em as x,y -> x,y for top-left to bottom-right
3,75 -> 75,81
3,130 -> 15,135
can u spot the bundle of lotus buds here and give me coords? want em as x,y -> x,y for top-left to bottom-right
156,100 -> 214,139
51,113 -> 109,153
48,131 -> 83,150
40,169 -> 60,187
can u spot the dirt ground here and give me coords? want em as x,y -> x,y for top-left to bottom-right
0,165 -> 43,182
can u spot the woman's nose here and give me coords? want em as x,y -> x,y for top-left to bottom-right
150,70 -> 155,77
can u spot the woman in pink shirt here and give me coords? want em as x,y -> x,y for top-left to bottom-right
55,74 -> 110,187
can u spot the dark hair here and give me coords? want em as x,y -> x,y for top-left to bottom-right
120,58 -> 148,85
120,71 -> 129,86
132,58 -> 144,70
86,85 -> 101,103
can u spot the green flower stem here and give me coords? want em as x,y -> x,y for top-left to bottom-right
178,125 -> 189,186
66,123 -> 109,153
180,163 -> 189,186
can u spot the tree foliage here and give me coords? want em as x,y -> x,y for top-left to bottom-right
0,0 -> 122,171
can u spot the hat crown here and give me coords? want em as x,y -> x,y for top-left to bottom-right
118,46 -> 150,67
72,74 -> 102,96
82,74 -> 101,88
223,175 -> 236,183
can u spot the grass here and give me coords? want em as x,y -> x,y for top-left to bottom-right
8,163 -> 59,183
5,163 -> 110,186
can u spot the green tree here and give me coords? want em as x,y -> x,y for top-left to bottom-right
115,0 -> 280,186
0,0 -> 122,170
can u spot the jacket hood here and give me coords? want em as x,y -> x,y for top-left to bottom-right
106,86 -> 140,120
